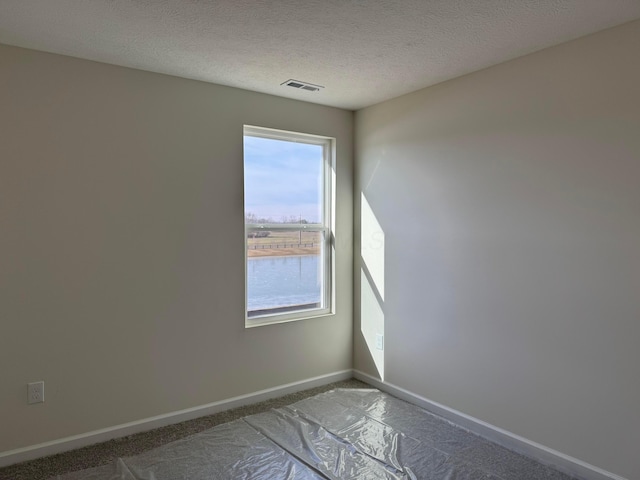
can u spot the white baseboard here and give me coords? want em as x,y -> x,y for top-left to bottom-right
3,369 -> 627,480
353,370 -> 626,480
0,369 -> 352,468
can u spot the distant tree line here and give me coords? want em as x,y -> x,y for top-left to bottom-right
245,212 -> 310,224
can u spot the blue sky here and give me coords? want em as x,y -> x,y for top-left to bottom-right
244,135 -> 323,223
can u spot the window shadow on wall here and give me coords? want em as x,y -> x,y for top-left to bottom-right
359,193 -> 385,380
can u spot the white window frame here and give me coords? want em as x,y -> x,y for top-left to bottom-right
244,125 -> 335,328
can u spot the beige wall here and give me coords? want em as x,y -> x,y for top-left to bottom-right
0,44 -> 353,453
355,20 -> 640,479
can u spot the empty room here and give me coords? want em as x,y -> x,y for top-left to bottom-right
1,1 -> 639,479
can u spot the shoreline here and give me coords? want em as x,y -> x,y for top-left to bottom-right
247,247 -> 320,258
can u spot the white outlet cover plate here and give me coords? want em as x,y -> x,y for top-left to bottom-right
375,334 -> 384,350
28,381 -> 44,404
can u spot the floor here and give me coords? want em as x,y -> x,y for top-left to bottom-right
0,379 -> 367,480
1,379 -> 578,480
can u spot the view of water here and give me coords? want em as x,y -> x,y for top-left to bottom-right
247,255 -> 322,311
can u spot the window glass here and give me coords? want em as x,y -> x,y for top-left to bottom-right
244,127 -> 333,326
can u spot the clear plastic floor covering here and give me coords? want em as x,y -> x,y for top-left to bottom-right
51,389 -> 575,479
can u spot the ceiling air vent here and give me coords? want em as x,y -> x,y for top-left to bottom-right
282,79 -> 324,92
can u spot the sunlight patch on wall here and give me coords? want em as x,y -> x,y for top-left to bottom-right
360,269 -> 385,380
361,193 -> 385,299
360,192 -> 385,380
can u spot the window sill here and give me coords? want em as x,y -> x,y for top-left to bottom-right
245,309 -> 334,328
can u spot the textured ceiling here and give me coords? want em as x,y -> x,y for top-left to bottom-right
1,1 -> 640,110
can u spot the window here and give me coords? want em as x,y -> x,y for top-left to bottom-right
244,126 -> 334,327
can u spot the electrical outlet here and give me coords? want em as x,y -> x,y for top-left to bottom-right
375,333 -> 384,350
28,381 -> 44,404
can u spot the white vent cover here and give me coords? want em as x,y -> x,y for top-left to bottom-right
281,79 -> 324,92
